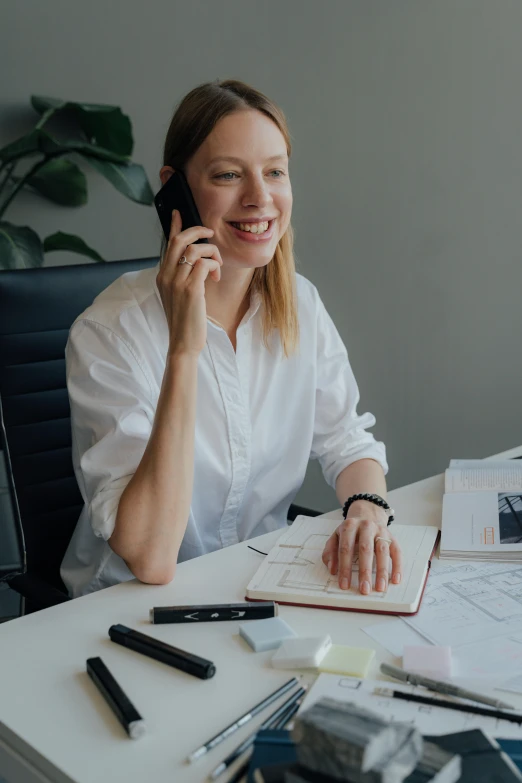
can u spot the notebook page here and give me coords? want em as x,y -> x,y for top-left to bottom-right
246,517 -> 438,612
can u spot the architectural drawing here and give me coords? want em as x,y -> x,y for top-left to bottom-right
405,559 -> 522,648
268,527 -> 365,594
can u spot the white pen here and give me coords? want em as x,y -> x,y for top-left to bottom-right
380,662 -> 514,710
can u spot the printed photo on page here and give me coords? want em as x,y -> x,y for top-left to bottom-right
441,492 -> 522,557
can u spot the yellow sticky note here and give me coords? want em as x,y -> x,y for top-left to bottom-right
318,645 -> 375,677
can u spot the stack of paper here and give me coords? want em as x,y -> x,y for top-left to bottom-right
440,460 -> 522,562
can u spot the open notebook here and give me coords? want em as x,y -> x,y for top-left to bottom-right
245,516 -> 440,616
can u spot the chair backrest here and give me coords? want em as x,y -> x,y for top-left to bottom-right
0,258 -> 158,591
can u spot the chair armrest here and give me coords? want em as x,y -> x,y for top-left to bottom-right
5,572 -> 71,609
287,503 -> 323,522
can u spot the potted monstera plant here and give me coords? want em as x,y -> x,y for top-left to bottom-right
0,95 -> 154,269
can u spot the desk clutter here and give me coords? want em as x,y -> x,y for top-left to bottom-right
81,590 -> 522,783
363,553 -> 522,687
82,596 -> 379,783
78,460 -> 522,782
248,698 -> 522,783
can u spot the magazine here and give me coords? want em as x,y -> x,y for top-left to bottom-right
440,460 -> 522,560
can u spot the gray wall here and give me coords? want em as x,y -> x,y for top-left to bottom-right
2,0 -> 521,514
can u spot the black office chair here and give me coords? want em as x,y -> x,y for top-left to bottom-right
0,258 -> 321,615
0,258 -> 158,613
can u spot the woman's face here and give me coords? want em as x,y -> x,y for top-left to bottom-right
161,110 -> 292,269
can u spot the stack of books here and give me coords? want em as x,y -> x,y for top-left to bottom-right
440,459 -> 522,561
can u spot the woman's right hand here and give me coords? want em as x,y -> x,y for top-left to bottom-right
156,209 -> 223,358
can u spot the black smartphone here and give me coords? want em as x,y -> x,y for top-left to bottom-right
154,170 -> 209,245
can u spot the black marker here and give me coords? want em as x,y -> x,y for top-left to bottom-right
108,624 -> 216,680
86,656 -> 145,739
150,601 -> 277,624
374,688 -> 522,725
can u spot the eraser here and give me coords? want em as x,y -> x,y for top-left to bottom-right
403,645 -> 452,679
271,635 -> 332,670
318,645 -> 375,678
239,616 -> 296,652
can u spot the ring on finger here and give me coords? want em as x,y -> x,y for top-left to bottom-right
374,536 -> 392,546
178,255 -> 194,267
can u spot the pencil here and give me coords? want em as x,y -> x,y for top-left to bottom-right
187,676 -> 299,762
374,687 -> 522,725
220,700 -> 299,783
209,685 -> 306,779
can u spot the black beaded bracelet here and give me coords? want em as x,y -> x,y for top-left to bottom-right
342,493 -> 394,526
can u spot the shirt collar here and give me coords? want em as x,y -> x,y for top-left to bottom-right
207,288 -> 262,332
153,262 -> 262,332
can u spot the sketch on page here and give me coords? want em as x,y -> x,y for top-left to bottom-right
427,559 -> 522,587
265,523 -> 375,590
403,559 -> 522,647
299,674 -> 522,739
248,517 -> 434,607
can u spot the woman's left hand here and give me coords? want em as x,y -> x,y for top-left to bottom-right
321,501 -> 402,594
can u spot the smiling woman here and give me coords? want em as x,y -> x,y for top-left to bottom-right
60,79 -> 401,600
159,86 -> 298,357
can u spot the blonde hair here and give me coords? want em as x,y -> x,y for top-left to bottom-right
161,79 -> 299,357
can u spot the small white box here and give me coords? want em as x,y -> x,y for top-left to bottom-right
271,635 -> 332,669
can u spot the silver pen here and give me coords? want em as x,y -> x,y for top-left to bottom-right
380,662 -> 515,710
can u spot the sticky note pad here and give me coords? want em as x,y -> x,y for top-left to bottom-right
239,617 -> 296,652
318,645 -> 375,677
403,645 -> 452,679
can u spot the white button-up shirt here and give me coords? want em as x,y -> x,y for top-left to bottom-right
60,264 -> 387,597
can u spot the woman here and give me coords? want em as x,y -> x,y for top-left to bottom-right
60,79 -> 402,598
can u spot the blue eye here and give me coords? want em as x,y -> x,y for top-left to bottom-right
215,169 -> 286,180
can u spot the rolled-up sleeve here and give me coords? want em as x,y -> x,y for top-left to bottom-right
310,294 -> 388,488
66,319 -> 155,541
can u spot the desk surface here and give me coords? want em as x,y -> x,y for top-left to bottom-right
2,445 -> 522,783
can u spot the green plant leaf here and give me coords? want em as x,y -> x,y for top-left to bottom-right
22,159 -> 88,206
31,96 -> 133,156
85,157 -> 154,205
43,231 -> 105,262
0,129 -> 62,163
0,221 -> 44,269
0,128 -> 130,165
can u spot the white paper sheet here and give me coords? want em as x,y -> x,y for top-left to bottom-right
451,635 -> 522,679
299,673 -> 522,739
363,620 -> 431,657
363,560 -> 522,681
401,559 -> 522,678
445,461 -> 522,493
499,673 -> 522,695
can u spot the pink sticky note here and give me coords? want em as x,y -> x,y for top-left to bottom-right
403,645 -> 452,679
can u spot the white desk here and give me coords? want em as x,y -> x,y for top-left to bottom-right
1,445 -> 522,783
